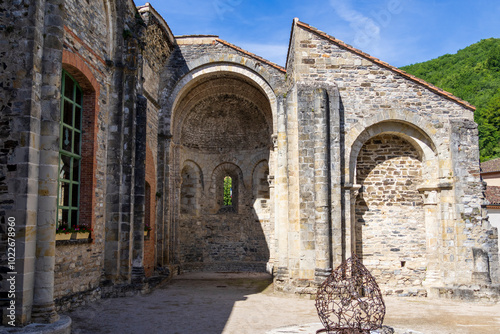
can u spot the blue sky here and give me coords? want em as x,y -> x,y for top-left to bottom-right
147,0 -> 500,68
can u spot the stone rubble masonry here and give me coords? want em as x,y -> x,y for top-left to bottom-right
1,4 -> 499,328
0,0 -> 47,326
355,134 -> 426,294
0,0 -> 174,326
52,0 -> 109,318
274,20 -> 498,296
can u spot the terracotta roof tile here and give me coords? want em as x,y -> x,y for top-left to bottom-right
485,186 -> 500,205
215,39 -> 286,73
295,21 -> 475,111
481,158 -> 500,174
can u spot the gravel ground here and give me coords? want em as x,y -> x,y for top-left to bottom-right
65,273 -> 500,334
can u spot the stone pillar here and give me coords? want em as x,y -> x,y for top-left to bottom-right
168,141 -> 181,265
314,89 -> 331,282
132,95 -> 148,283
31,105 -> 60,323
31,0 -> 64,323
275,95 -> 289,281
344,184 -> 361,257
419,187 -> 442,287
155,133 -> 171,268
267,173 -> 275,273
327,86 -> 342,267
2,0 -> 45,321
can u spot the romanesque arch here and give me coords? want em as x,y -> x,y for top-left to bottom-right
160,61 -> 279,138
348,119 -> 437,185
168,62 -> 274,272
348,120 -> 440,293
355,134 -> 426,290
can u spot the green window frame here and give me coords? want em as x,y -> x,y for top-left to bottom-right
57,71 -> 83,229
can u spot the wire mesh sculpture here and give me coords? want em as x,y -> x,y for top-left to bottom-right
315,254 -> 386,334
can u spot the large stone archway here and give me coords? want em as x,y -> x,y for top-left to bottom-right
169,71 -> 275,272
347,121 -> 446,294
355,134 -> 426,292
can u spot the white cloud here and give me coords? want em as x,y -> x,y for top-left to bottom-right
329,0 -> 381,48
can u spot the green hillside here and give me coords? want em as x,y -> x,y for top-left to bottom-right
400,38 -> 500,162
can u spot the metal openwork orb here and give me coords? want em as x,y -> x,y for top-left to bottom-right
315,254 -> 386,334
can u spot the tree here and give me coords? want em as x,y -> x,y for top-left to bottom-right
401,38 -> 500,161
223,176 -> 232,206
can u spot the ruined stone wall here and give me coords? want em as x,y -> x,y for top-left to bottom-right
450,119 -> 499,285
160,40 -> 286,140
0,0 -> 45,324
163,41 -> 285,97
102,0 -> 149,284
53,0 -> 111,307
160,41 -> 283,272
177,147 -> 271,272
64,0 -> 110,58
355,134 -> 426,294
140,8 -> 173,278
284,22 -> 498,292
291,24 -> 473,126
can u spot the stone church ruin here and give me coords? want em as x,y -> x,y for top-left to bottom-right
1,0 -> 498,328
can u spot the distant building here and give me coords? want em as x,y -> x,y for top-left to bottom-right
482,158 -> 500,231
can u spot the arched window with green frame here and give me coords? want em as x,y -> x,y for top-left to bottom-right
57,70 -> 83,229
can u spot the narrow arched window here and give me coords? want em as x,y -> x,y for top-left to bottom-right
223,176 -> 232,206
57,71 -> 82,229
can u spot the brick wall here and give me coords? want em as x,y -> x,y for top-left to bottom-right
53,0 -> 110,307
54,50 -> 104,307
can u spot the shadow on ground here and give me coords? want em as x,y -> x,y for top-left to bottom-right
65,272 -> 500,334
66,272 -> 274,334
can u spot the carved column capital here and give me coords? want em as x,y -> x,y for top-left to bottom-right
271,134 -> 278,149
267,175 -> 275,188
417,182 -> 452,205
421,189 -> 438,205
344,183 -> 362,199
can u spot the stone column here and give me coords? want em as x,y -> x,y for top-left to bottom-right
266,134 -> 278,273
275,95 -> 289,281
168,141 -> 181,265
327,86 -> 342,267
31,109 -> 60,323
314,89 -> 331,282
31,0 -> 64,323
267,173 -> 275,273
156,134 -> 171,267
132,95 -> 147,283
344,184 -> 361,257
419,187 -> 442,287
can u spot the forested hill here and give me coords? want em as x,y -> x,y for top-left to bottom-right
400,38 -> 500,162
